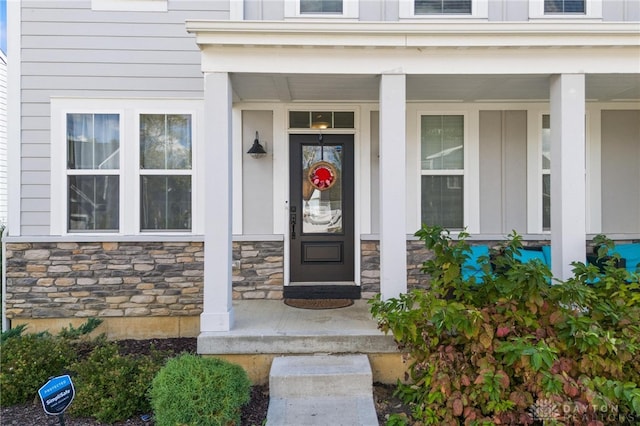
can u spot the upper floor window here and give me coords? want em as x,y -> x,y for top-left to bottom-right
300,0 -> 342,14
529,0 -> 601,18
400,0 -> 488,19
544,0 -> 585,14
285,0 -> 358,18
415,0 -> 471,14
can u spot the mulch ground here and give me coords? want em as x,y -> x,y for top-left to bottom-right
0,338 -> 410,426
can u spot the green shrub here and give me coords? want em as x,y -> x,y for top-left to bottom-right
150,354 -> 251,426
371,226 -> 640,425
0,332 -> 76,406
68,342 -> 165,424
0,318 -> 103,407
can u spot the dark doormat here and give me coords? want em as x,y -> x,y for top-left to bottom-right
284,298 -> 354,310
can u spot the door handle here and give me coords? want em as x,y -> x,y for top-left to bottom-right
290,214 -> 297,239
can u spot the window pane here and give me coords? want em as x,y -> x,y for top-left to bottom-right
290,111 -> 310,129
67,113 -> 120,170
545,0 -> 585,13
301,144 -> 343,234
421,115 -> 464,170
311,111 -> 333,129
542,115 -> 551,170
334,112 -> 355,129
300,0 -> 342,13
415,0 -> 472,14
140,114 -> 192,170
421,176 -> 463,228
68,175 -> 119,231
543,174 -> 551,230
141,176 -> 191,230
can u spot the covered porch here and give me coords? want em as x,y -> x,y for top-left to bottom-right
185,21 -> 640,361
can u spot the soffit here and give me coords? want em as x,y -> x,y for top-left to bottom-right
230,73 -> 640,103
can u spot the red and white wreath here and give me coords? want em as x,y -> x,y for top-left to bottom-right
308,161 -> 337,191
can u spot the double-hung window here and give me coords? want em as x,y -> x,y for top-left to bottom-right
285,0 -> 358,18
139,114 -> 192,231
66,113 -> 120,232
541,115 -> 551,230
420,115 -> 465,229
52,99 -> 200,235
544,0 -> 584,13
415,0 -> 471,14
400,0 -> 487,18
529,0 -> 600,18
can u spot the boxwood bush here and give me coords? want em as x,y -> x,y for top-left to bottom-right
150,354 -> 251,426
68,342 -> 165,423
371,226 -> 640,425
0,332 -> 75,406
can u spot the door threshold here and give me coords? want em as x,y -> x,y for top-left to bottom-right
284,283 -> 361,300
288,281 -> 357,286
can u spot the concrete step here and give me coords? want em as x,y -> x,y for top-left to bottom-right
269,354 -> 373,398
266,355 -> 379,425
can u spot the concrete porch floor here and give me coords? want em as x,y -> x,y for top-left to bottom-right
197,300 -> 406,384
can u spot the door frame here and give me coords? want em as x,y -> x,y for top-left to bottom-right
285,132 -> 359,299
281,110 -> 363,296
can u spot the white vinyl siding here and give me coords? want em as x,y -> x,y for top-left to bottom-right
20,1 -> 227,235
92,0 -> 168,12
0,54 -> 7,226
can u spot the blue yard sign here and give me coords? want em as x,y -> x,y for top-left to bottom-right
38,375 -> 75,416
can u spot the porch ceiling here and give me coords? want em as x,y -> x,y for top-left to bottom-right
230,73 -> 640,103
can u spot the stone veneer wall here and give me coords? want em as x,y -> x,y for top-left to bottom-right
6,238 -> 577,320
4,240 -> 288,321
5,242 -> 205,319
232,241 -> 284,300
359,239 -> 565,297
361,240 -> 435,298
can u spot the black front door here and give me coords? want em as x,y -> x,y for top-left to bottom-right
287,134 -> 357,298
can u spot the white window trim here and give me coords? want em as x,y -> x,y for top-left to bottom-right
91,0 -> 167,12
284,0 -> 359,19
399,0 -> 488,19
51,98 -> 203,237
529,0 -> 602,19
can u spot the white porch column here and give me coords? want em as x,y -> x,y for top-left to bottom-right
201,72 -> 234,331
379,73 -> 407,300
550,74 -> 586,280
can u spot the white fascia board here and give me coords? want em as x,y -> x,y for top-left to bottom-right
187,21 -> 640,48
200,45 -> 640,76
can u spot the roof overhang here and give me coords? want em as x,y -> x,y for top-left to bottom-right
185,21 -> 640,102
186,20 -> 640,49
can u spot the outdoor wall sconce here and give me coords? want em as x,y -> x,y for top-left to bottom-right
247,131 -> 267,159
